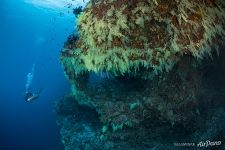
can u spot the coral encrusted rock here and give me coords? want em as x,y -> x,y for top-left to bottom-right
61,0 -> 225,78
58,0 -> 225,149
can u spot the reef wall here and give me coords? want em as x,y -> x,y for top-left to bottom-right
57,0 -> 225,149
61,0 -> 225,77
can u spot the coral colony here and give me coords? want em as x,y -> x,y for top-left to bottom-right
56,0 -> 225,149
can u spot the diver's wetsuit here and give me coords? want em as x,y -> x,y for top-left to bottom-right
25,92 -> 33,101
25,89 -> 42,102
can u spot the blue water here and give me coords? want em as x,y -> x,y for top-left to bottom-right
0,0 -> 80,149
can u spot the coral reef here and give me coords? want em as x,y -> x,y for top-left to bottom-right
58,0 -> 225,149
69,56 -> 200,128
61,0 -> 225,77
55,95 -> 225,150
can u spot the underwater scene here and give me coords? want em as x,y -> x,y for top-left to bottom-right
1,0 -> 225,149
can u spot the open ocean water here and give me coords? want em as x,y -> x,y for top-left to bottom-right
0,0 -> 86,149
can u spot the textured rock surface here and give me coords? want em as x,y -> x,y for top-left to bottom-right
57,51 -> 225,149
61,0 -> 225,77
58,0 -> 225,149
55,95 -> 225,150
59,0 -> 225,131
68,56 -> 203,130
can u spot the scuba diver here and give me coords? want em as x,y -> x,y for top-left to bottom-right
24,64 -> 43,102
24,88 -> 43,102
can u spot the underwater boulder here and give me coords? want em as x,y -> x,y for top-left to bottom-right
58,0 -> 225,149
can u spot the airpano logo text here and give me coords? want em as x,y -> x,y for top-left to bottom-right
197,140 -> 221,148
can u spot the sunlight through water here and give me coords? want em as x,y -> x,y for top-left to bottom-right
24,0 -> 89,10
